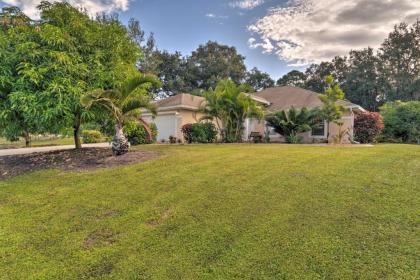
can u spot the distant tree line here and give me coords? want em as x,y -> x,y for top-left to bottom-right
135,20 -> 419,111
277,21 -> 420,111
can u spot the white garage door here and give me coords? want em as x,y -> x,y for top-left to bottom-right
148,114 -> 177,142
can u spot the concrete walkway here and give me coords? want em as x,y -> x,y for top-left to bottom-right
0,143 -> 111,157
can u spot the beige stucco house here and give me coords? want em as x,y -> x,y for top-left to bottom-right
142,86 -> 365,143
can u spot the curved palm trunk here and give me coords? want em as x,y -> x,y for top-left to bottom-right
137,117 -> 153,142
112,122 -> 129,156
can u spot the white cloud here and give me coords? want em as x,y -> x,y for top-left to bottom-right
206,13 -> 216,18
1,0 -> 130,18
248,37 -> 274,53
248,0 -> 420,65
229,0 -> 264,10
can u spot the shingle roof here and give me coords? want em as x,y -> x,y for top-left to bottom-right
251,86 -> 364,112
154,93 -> 205,111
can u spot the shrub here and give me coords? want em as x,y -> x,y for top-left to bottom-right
82,130 -> 103,144
265,107 -> 320,143
354,112 -> 384,143
149,123 -> 158,142
181,123 -> 217,143
169,136 -> 177,144
380,101 -> 420,143
123,121 -> 153,145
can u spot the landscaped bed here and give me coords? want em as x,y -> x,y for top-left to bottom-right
0,148 -> 159,180
0,144 -> 418,279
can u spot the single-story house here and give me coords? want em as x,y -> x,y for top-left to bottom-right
142,86 -> 365,143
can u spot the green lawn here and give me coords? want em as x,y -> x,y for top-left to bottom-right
0,136 -> 74,148
0,144 -> 419,279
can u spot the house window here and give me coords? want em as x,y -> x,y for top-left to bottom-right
311,121 -> 326,137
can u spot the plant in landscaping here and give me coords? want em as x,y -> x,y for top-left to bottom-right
319,75 -> 346,143
181,123 -> 217,143
149,123 -> 158,142
123,120 -> 154,145
354,112 -> 384,143
265,107 -> 320,143
380,101 -> 420,143
81,130 -> 103,144
200,79 -> 264,143
81,74 -> 161,155
169,135 -> 177,144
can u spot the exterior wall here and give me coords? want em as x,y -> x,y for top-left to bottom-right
327,110 -> 354,144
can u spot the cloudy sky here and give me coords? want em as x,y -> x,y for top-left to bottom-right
1,0 -> 419,79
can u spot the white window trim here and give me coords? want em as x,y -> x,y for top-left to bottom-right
310,120 -> 328,138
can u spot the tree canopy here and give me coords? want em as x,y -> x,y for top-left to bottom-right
245,67 -> 275,91
0,2 -> 142,148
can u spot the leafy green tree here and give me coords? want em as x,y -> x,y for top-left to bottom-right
0,6 -> 43,146
305,57 -> 348,93
319,75 -> 346,142
277,70 -> 307,87
380,101 -> 420,143
200,80 -> 263,142
184,41 -> 247,91
344,48 -> 382,111
245,67 -> 275,91
81,74 -> 160,155
146,50 -> 187,97
379,21 -> 420,102
25,2 -> 142,149
265,107 -> 320,143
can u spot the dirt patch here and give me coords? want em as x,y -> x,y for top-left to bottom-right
0,148 -> 159,180
146,208 -> 173,227
83,228 -> 118,249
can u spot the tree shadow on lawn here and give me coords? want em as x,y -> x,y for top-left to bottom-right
0,148 -> 160,180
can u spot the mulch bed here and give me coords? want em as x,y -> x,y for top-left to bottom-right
0,148 -> 159,181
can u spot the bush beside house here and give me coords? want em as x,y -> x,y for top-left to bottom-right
124,120 -> 156,145
354,112 -> 384,143
181,123 -> 217,143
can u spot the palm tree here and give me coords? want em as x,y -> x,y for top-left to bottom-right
81,73 -> 161,155
265,107 -> 321,143
199,80 -> 264,142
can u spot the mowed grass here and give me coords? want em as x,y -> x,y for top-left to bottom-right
0,137 -> 74,148
0,144 -> 419,279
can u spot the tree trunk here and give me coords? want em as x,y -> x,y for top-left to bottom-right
111,122 -> 129,156
73,113 -> 82,149
326,121 -> 330,144
23,130 -> 31,147
137,117 -> 153,142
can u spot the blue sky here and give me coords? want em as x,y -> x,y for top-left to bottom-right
120,0 -> 293,80
2,0 -> 419,80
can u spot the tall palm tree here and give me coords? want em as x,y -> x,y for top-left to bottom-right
81,73 -> 161,155
200,79 -> 264,142
265,107 -> 321,143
